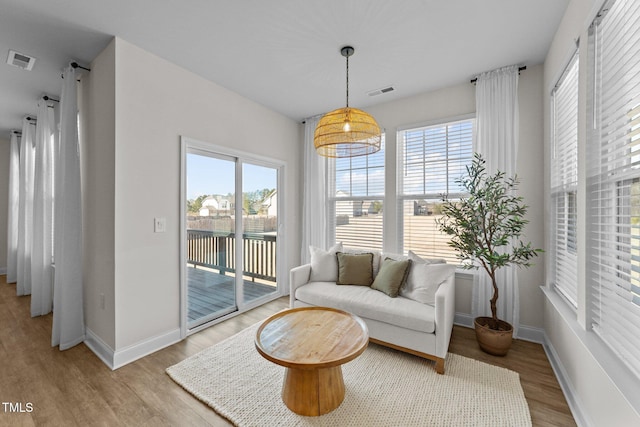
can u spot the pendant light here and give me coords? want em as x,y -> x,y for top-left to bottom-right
314,46 -> 382,158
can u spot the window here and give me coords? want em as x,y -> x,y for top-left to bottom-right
328,136 -> 385,250
550,51 -> 579,307
587,0 -> 640,377
397,118 -> 474,263
617,178 -> 640,304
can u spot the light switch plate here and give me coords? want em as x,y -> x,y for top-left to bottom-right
154,217 -> 166,233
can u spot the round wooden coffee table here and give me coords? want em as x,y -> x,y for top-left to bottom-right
255,306 -> 369,416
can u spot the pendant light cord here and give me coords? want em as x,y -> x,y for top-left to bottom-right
345,54 -> 349,108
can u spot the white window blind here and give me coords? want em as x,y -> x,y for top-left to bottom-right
397,118 -> 474,263
551,51 -> 579,307
588,0 -> 640,378
328,136 -> 385,250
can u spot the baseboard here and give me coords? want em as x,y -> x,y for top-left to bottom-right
84,327 -> 115,370
454,312 -> 544,343
85,327 -> 182,370
543,334 -> 590,427
112,328 -> 181,369
517,324 -> 545,344
454,312 -> 474,328
0,267 -> 6,275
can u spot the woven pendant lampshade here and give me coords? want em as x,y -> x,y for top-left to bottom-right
314,46 -> 381,158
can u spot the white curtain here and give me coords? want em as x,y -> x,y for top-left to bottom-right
472,65 -> 521,336
16,118 -> 36,296
300,116 -> 328,263
52,66 -> 84,350
31,99 -> 56,317
6,132 -> 20,283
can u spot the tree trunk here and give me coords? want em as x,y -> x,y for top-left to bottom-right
489,271 -> 499,329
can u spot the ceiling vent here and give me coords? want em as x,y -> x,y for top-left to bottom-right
367,86 -> 395,97
7,50 -> 36,71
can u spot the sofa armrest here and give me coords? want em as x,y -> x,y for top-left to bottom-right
289,264 -> 311,307
434,273 -> 456,358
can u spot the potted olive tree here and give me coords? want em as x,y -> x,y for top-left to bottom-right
437,153 -> 542,356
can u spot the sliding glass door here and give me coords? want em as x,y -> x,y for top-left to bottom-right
183,140 -> 282,331
240,163 -> 279,304
185,153 -> 237,328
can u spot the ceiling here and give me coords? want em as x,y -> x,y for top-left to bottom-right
0,0 -> 569,137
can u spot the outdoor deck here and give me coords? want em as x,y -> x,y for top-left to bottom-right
187,266 -> 277,324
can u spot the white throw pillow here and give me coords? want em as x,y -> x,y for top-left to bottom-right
408,250 -> 447,265
400,263 -> 456,305
309,243 -> 343,282
381,252 -> 409,261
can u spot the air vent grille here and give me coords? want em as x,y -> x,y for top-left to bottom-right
367,86 -> 395,97
7,50 -> 36,71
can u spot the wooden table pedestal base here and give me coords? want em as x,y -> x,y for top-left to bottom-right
255,308 -> 368,417
282,366 -> 345,416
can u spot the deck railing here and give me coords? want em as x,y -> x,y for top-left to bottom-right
186,229 -> 276,282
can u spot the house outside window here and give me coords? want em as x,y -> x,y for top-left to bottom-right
327,136 -> 385,251
397,117 -> 474,263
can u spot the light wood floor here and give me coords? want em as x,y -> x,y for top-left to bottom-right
0,275 -> 575,426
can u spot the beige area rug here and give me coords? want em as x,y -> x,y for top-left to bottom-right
167,324 -> 531,427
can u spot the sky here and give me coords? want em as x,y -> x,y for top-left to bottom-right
186,153 -> 277,200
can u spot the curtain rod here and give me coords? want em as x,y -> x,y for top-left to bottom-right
61,61 -> 91,79
470,66 -> 527,84
43,95 -> 58,108
18,63 -> 87,126
70,61 -> 91,72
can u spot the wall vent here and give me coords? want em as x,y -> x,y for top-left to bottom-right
7,50 -> 36,71
367,86 -> 395,97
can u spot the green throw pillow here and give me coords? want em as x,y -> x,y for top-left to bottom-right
336,252 -> 374,286
371,257 -> 412,297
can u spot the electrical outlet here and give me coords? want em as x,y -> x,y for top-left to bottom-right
154,217 -> 166,233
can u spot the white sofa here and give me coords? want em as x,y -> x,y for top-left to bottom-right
289,249 -> 456,374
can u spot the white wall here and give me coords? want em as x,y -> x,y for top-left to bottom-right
83,39 -> 117,349
111,38 -> 301,350
542,0 -> 640,425
365,65 -> 546,332
0,138 -> 9,273
517,64 -> 546,330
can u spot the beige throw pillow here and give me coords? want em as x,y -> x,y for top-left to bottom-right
309,242 -> 343,282
371,257 -> 412,297
343,247 -> 381,276
336,252 -> 374,286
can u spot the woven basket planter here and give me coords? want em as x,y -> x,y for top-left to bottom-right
474,317 -> 514,356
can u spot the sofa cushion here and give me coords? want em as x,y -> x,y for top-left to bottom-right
381,252 -> 409,263
309,243 -> 343,282
295,281 -> 436,333
344,247 -> 381,276
408,250 -> 447,265
383,251 -> 447,266
336,252 -> 374,286
400,263 -> 456,305
371,257 -> 412,297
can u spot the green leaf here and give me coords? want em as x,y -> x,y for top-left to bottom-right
437,153 -> 543,319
